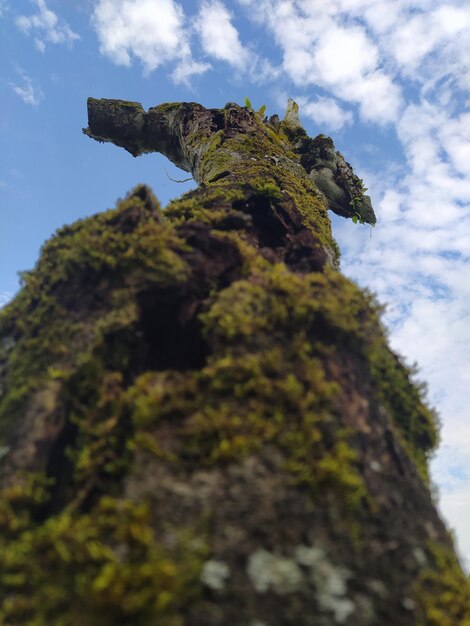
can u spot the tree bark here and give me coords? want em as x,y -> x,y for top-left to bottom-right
84,97 -> 376,224
0,99 -> 467,626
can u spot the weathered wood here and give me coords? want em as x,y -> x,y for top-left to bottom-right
84,97 -> 376,224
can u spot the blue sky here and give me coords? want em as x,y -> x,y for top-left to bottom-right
1,0 -> 470,567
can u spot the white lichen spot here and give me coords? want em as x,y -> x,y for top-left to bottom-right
251,621 -> 269,626
370,461 -> 382,472
413,547 -> 427,566
402,597 -> 416,611
331,598 -> 355,624
201,560 -> 230,590
317,564 -> 354,623
424,521 -> 439,539
294,544 -> 354,624
355,594 -> 375,622
247,549 -> 303,594
294,545 -> 325,567
368,579 -> 388,597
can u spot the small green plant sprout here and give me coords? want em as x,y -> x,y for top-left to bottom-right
244,97 -> 267,119
355,177 -> 368,193
350,177 -> 374,226
350,197 -> 368,225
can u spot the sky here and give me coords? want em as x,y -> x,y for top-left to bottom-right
1,0 -> 469,569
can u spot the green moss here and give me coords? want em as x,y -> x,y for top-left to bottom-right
414,542 -> 470,625
149,101 -> 180,114
127,354 -> 365,507
195,129 -> 225,182
155,256 -> 435,496
0,188 -> 223,625
122,260 -> 377,509
165,185 -> 246,225
179,114 -> 338,262
0,183 -> 440,533
0,490 -> 207,626
0,473 -> 54,535
88,97 -> 144,111
369,337 -> 439,482
61,366 -> 132,505
250,179 -> 283,201
0,189 -> 189,446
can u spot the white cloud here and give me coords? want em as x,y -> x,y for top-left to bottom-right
172,57 -> 212,86
432,435 -> 470,573
353,1 -> 402,35
296,95 -> 353,131
193,1 -> 278,83
93,0 -> 185,69
195,0 -> 249,69
16,0 -> 79,52
439,112 -> 470,178
92,0 -> 275,84
93,0 -> 209,82
340,2 -> 470,95
388,6 -> 470,72
237,0 -> 403,124
438,485 -> 470,572
237,0 -> 470,121
313,25 -> 378,83
378,189 -> 403,222
0,292 -> 13,308
345,72 -> 402,124
9,70 -> 44,107
247,57 -> 281,83
0,0 -> 8,18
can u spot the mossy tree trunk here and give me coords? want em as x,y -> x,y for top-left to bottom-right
0,99 -> 467,626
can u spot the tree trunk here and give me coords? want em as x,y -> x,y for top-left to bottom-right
0,99 -> 467,626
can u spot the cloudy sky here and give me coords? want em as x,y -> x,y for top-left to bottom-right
1,0 -> 469,568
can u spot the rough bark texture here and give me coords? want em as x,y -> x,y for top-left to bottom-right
0,100 -> 468,626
